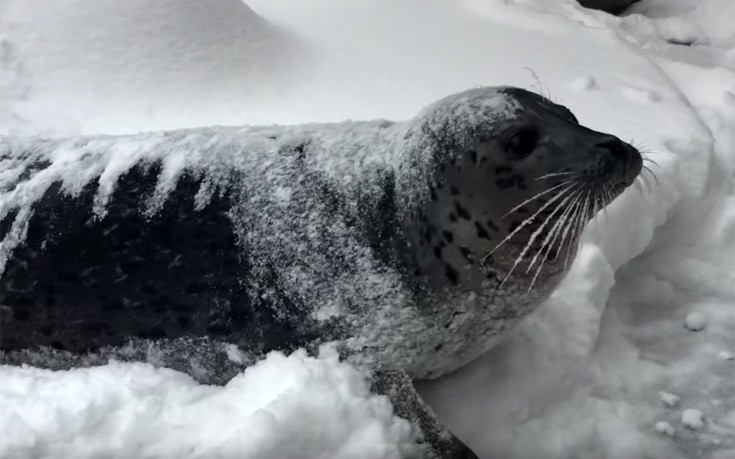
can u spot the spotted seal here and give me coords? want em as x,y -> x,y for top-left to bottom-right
0,87 -> 642,458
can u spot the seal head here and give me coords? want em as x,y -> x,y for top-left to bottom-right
403,86 -> 642,297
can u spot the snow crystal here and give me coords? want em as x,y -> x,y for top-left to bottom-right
620,86 -> 662,103
660,391 -> 681,407
684,312 -> 707,332
682,409 -> 705,431
224,344 -> 246,365
655,421 -> 675,437
568,76 -> 599,91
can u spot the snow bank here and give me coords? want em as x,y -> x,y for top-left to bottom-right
0,0 -> 304,135
0,349 -> 417,459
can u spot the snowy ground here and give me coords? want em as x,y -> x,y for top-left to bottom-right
1,0 -> 734,458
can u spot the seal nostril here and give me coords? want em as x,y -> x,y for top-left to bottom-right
593,135 -> 642,185
595,135 -> 628,162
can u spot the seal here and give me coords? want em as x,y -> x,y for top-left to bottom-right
0,86 -> 642,458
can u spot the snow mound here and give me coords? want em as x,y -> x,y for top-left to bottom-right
0,349 -> 417,459
0,0 -> 304,135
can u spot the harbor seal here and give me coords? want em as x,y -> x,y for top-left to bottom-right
0,86 -> 642,458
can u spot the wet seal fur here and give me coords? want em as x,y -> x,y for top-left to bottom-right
0,87 -> 642,458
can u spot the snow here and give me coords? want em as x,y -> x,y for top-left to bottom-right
685,312 -> 708,332
0,349 -> 417,459
655,421 -> 676,437
682,409 -> 706,431
660,391 -> 681,408
1,0 -> 735,458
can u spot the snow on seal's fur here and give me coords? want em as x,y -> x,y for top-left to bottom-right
0,88 -> 522,382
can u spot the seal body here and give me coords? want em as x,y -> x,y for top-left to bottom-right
0,87 -> 642,458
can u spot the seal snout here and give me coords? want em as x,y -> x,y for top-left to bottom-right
593,134 -> 643,187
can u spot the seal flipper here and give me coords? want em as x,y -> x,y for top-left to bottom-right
370,368 -> 479,459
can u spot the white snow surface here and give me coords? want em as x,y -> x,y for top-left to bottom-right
1,349 -> 417,459
1,0 -> 734,458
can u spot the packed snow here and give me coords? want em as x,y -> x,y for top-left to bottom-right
1,0 -> 734,458
0,349 -> 417,459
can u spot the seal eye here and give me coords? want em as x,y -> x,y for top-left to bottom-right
506,128 -> 539,159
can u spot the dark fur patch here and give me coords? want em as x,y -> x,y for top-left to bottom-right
420,227 -> 433,244
495,166 -> 512,174
495,178 -> 514,189
433,246 -> 442,259
454,202 -> 471,220
450,186 -> 460,196
486,219 -> 500,232
445,265 -> 459,285
474,222 -> 491,240
293,144 -> 306,161
495,175 -> 527,190
449,213 -> 458,223
442,230 -> 454,243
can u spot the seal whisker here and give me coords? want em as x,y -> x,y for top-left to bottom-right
527,186 -> 584,291
555,188 -> 586,272
642,156 -> 659,167
526,185 -> 583,275
501,178 -> 575,219
603,186 -> 614,220
484,181 -> 575,264
564,186 -> 593,270
642,164 -> 660,187
634,178 -> 644,196
639,172 -> 651,194
534,171 -> 575,181
526,185 -> 583,274
525,67 -> 553,101
498,184 -> 578,286
597,184 -> 609,219
630,139 -> 657,161
590,184 -> 601,221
